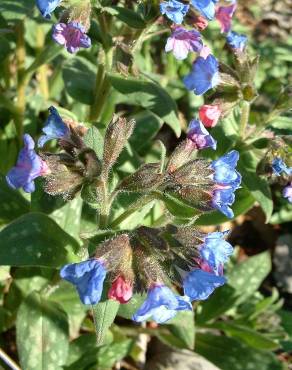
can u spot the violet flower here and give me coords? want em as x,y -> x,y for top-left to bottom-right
165,27 -> 203,60
52,22 -> 91,54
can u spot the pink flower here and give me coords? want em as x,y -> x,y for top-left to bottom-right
199,45 -> 211,59
108,276 -> 133,304
199,105 -> 221,127
215,3 -> 237,33
192,15 -> 209,30
165,26 -> 203,60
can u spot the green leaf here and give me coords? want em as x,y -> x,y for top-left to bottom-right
0,174 -> 30,224
48,281 -> 87,338
160,192 -> 200,220
238,152 -> 273,222
104,6 -> 146,29
0,0 -> 35,20
26,43 -> 62,78
196,333 -> 284,370
167,311 -> 195,349
270,203 -> 292,224
16,292 -> 69,370
83,126 -> 104,160
92,299 -> 120,345
118,293 -> 146,319
108,73 -> 181,137
0,213 -> 80,267
63,57 -> 97,105
207,322 -> 279,350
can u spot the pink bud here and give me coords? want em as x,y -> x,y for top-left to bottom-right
199,105 -> 221,127
193,15 -> 209,31
108,276 -> 133,304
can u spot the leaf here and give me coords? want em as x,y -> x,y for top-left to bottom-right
196,333 -> 284,370
83,126 -> 104,160
270,203 -> 292,224
63,57 -> 97,105
238,152 -> 273,222
48,281 -> 87,338
0,213 -> 80,267
160,192 -> 200,220
16,292 -> 69,370
108,73 -> 181,137
207,322 -> 279,350
104,6 -> 146,29
167,311 -> 195,349
118,293 -> 146,319
92,299 -> 120,345
0,174 -> 30,224
26,43 -> 62,78
0,0 -> 35,20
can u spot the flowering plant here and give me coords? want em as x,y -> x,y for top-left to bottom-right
0,0 -> 291,369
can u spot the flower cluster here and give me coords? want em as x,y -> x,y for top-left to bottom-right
35,0 -> 91,53
61,225 -> 233,324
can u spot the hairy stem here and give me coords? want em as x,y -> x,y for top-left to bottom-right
239,101 -> 250,138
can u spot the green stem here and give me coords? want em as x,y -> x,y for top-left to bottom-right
109,194 -> 156,229
15,21 -> 26,147
89,67 -> 111,122
98,180 -> 109,229
239,101 -> 250,138
36,25 -> 49,99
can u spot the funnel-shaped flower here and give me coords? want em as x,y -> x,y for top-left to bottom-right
183,269 -> 226,301
211,150 -> 241,218
187,119 -> 217,150
199,104 -> 221,127
160,0 -> 190,24
215,3 -> 237,33
52,22 -> 91,54
183,55 -> 219,95
165,27 -> 203,60
60,259 -> 106,305
226,31 -> 247,51
108,276 -> 133,304
36,0 -> 61,19
133,285 -> 192,324
6,134 -> 49,193
38,107 -> 70,147
191,0 -> 219,20
200,231 -> 233,274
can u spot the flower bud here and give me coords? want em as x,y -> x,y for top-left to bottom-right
118,163 -> 164,192
199,105 -> 221,127
166,140 -> 195,174
108,276 -> 133,304
103,117 -> 135,176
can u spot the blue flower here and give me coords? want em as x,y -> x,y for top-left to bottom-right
200,232 -> 233,273
211,150 -> 241,218
160,0 -> 190,24
283,183 -> 292,203
183,55 -> 219,95
132,285 -> 192,324
38,106 -> 70,148
183,269 -> 226,301
226,31 -> 247,51
191,0 -> 219,20
187,119 -> 217,150
6,134 -> 49,193
212,150 -> 241,188
36,0 -> 61,19
60,259 -> 107,305
272,158 -> 292,176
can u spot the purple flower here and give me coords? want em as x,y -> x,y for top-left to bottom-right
160,0 -> 190,24
183,269 -> 226,301
52,22 -> 91,54
272,158 -> 292,176
187,119 -> 217,150
200,231 -> 233,274
215,3 -> 237,33
191,0 -> 219,20
60,259 -> 107,305
36,0 -> 61,19
283,183 -> 292,203
38,106 -> 70,148
132,285 -> 192,324
211,150 -> 241,218
165,27 -> 203,60
6,134 -> 49,193
183,55 -> 219,95
226,31 -> 247,51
